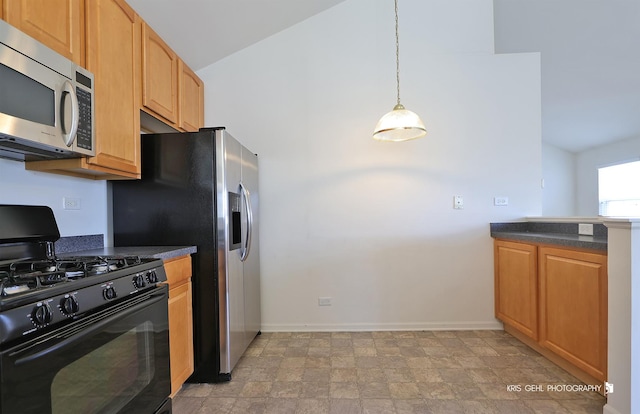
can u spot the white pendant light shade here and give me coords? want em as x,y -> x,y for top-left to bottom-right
373,104 -> 427,142
372,0 -> 427,142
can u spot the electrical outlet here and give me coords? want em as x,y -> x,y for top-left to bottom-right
494,196 -> 509,206
578,223 -> 594,236
318,297 -> 332,306
453,195 -> 463,209
63,197 -> 81,210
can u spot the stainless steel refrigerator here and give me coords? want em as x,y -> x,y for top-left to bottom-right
112,127 -> 260,382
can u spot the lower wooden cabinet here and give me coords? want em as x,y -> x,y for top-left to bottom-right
538,246 -> 607,382
163,255 -> 194,396
493,239 -> 608,386
494,240 -> 538,340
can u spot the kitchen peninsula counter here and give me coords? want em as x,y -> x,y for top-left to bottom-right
490,220 -> 607,251
491,218 -> 609,391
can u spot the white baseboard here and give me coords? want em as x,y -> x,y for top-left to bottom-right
260,321 -> 504,333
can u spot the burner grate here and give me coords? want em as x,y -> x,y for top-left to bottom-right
0,260 -> 67,297
59,255 -> 144,276
0,255 -> 147,299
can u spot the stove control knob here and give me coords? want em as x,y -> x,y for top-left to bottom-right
132,274 -> 146,289
147,270 -> 158,284
103,286 -> 117,301
60,296 -> 79,315
32,303 -> 53,326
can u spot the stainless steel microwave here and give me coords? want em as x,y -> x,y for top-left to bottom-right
0,19 -> 95,161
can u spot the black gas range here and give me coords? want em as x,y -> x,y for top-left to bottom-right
0,205 -> 171,414
0,254 -> 165,345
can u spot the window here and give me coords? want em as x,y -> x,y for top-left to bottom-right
598,160 -> 640,216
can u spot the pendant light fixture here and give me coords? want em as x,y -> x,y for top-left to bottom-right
373,0 -> 427,142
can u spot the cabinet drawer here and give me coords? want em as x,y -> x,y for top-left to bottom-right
164,255 -> 192,286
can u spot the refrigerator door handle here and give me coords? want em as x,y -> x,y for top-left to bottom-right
239,181 -> 253,262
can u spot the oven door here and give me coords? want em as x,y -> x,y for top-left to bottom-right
0,285 -> 170,414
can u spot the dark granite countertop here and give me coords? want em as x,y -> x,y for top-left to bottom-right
490,221 -> 607,251
62,246 -> 197,261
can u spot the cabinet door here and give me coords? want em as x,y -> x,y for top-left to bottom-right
494,240 -> 538,340
3,0 -> 84,65
179,60 -> 204,132
164,255 -> 194,396
168,280 -> 194,396
539,247 -> 607,381
142,22 -> 178,124
85,0 -> 141,177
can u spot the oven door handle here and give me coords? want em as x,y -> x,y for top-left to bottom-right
14,289 -> 167,366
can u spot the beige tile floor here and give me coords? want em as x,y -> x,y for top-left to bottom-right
172,330 -> 605,414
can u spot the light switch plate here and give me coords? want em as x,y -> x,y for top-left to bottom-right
453,195 -> 463,209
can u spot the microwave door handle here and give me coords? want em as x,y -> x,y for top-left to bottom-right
239,182 -> 253,262
61,80 -> 79,147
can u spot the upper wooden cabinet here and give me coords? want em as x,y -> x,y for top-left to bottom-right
179,60 -> 204,132
17,0 -> 203,179
142,22 -> 178,124
26,0 -> 142,179
2,0 -> 85,65
85,0 -> 141,177
142,21 -> 204,132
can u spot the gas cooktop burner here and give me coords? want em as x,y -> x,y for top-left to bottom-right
0,260 -> 66,296
57,255 -> 143,277
0,255 -> 151,299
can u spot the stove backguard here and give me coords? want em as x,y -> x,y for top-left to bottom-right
0,205 -> 60,261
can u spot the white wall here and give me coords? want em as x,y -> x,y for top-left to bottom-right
0,158 -> 108,237
541,142 -> 576,216
198,0 -> 542,331
576,136 -> 640,216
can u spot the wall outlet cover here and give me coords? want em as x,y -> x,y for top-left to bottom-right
494,196 -> 509,206
63,197 -> 81,210
578,223 -> 594,236
318,297 -> 332,306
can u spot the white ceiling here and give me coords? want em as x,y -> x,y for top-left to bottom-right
128,0 -> 640,154
127,0 -> 346,71
494,0 -> 640,153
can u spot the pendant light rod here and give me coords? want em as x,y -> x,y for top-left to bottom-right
394,0 -> 401,107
